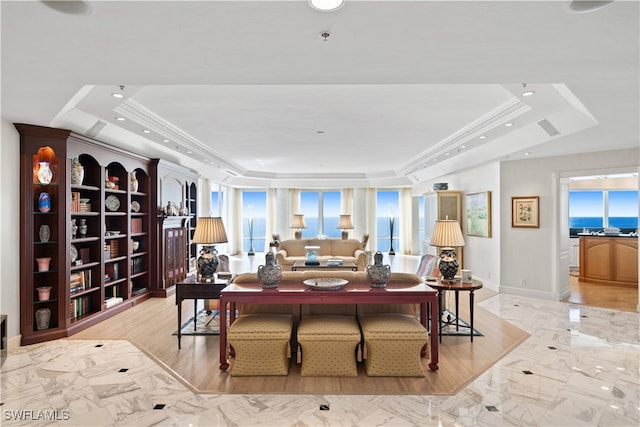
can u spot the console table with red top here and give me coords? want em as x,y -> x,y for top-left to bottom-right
218,280 -> 440,371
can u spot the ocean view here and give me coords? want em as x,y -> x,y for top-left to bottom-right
570,216 -> 638,228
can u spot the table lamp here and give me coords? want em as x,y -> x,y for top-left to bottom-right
290,214 -> 307,239
429,219 -> 465,280
192,217 -> 228,281
337,214 -> 354,239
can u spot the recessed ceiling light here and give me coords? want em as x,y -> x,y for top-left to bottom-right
115,117 -> 125,121
142,130 -> 151,134
163,139 -> 170,143
187,150 -> 193,154
445,152 -> 451,156
524,152 -> 530,156
111,93 -> 124,99
505,123 -> 514,127
433,158 -> 438,162
479,135 -> 487,139
309,0 -> 344,12
460,145 -> 467,149
522,91 -> 535,97
316,130 -> 325,134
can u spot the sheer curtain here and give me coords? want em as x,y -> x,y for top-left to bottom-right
266,188 -> 277,243
366,188 -> 377,252
399,188 -> 412,254
289,189 -> 301,239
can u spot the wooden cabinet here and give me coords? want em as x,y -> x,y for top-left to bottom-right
154,160 -> 199,297
17,123 -> 156,345
424,191 -> 463,270
579,236 -> 638,287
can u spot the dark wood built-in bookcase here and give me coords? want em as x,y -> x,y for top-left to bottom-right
17,123 -> 157,345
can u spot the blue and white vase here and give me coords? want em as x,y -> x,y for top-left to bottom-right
38,192 -> 51,213
258,252 -> 282,289
366,251 -> 391,288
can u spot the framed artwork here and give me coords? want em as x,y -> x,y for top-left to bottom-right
466,191 -> 491,237
512,196 -> 539,228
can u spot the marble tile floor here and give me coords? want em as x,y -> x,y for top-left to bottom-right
1,294 -> 638,427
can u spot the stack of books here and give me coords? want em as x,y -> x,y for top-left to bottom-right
327,259 -> 343,266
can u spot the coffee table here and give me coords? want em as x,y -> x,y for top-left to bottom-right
291,260 -> 357,271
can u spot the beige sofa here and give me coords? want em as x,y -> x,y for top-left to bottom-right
275,238 -> 367,271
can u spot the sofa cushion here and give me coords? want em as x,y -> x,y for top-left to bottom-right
330,239 -> 363,257
279,239 -> 309,256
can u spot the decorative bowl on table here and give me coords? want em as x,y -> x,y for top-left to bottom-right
303,278 -> 348,291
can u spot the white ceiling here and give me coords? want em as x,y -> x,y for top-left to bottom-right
2,1 -> 638,188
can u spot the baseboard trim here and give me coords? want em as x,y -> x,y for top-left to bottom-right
499,285 -> 556,301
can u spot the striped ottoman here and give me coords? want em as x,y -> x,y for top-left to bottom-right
227,314 -> 293,376
358,313 -> 427,377
297,315 -> 362,377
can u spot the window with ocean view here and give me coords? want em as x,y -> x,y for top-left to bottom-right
569,190 -> 638,230
376,191 -> 399,252
242,191 -> 266,253
300,191 -> 341,238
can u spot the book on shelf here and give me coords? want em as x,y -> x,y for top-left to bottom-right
131,218 -> 143,233
71,192 -> 80,212
103,296 -> 123,309
70,296 -> 90,319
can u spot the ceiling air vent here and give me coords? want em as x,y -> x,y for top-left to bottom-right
537,119 -> 560,137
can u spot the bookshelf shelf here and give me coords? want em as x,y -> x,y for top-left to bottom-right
17,123 -> 154,345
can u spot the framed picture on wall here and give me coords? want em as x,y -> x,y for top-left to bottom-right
512,196 -> 539,228
466,191 -> 492,237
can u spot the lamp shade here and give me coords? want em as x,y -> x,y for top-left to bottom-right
429,220 -> 465,248
192,217 -> 228,244
336,214 -> 354,230
290,214 -> 307,229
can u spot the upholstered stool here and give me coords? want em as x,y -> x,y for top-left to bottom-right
358,313 -> 427,377
297,315 -> 362,377
227,314 -> 293,376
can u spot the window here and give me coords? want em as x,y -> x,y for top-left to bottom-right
569,190 -> 639,230
300,191 -> 342,238
376,190 -> 399,252
242,191 -> 266,253
569,191 -> 603,228
211,190 -> 223,216
418,195 -> 425,254
608,191 -> 639,229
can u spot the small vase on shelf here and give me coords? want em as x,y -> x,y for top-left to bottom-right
130,171 -> 139,192
78,218 -> 87,238
36,286 -> 52,301
71,219 -> 78,238
38,192 -> 51,213
35,308 -> 51,330
70,157 -> 84,185
36,257 -> 51,272
39,225 -> 50,243
37,162 -> 52,184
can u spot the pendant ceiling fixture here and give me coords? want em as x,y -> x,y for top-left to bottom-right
309,0 -> 344,12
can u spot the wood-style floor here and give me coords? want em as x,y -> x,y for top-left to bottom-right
563,274 -> 638,312
71,255 -> 636,395
73,286 -> 528,395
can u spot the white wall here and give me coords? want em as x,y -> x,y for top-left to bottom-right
1,119 -> 21,343
413,162 -> 502,291
500,148 -> 639,300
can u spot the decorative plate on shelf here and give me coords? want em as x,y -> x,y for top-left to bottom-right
105,195 -> 120,212
70,244 -> 78,263
131,200 -> 141,213
303,278 -> 348,291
